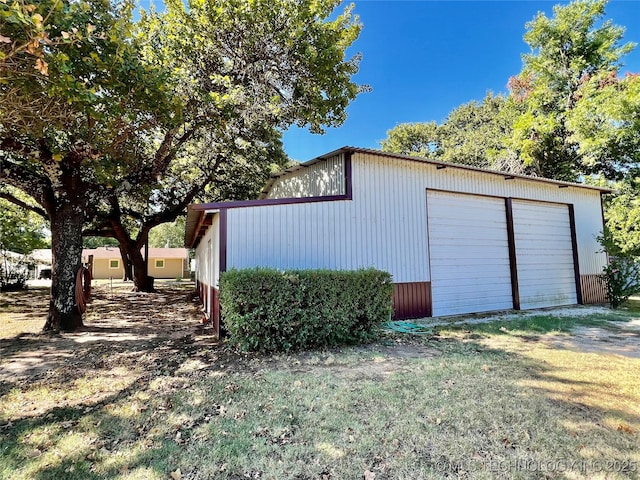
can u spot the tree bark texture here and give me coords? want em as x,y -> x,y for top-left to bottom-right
43,200 -> 85,332
129,244 -> 154,292
117,244 -> 133,281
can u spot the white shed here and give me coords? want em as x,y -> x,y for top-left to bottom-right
185,147 -> 610,336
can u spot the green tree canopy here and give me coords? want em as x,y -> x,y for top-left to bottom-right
84,0 -> 364,292
0,188 -> 49,254
1,0 -> 365,331
148,218 -> 185,249
1,0 -> 172,330
380,121 -> 441,159
508,0 -> 636,181
381,94 -> 520,171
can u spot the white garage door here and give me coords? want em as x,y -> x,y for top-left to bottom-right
512,200 -> 577,309
427,191 -> 513,316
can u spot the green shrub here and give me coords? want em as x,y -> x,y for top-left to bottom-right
598,228 -> 640,308
219,268 -> 393,353
599,257 -> 640,308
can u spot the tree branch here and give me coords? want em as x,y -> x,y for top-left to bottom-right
0,191 -> 48,218
0,154 -> 54,215
151,126 -> 198,179
82,228 -> 116,238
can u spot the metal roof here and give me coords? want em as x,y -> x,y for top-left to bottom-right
262,146 -> 613,197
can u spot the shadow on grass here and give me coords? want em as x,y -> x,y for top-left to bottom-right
2,289 -> 639,478
2,331 -> 639,479
0,372 -> 182,479
0,286 -> 210,383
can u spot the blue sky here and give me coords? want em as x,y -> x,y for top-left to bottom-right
282,0 -> 640,162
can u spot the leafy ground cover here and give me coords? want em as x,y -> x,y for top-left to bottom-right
1,285 -> 639,479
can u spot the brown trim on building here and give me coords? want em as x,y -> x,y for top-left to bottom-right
213,209 -> 228,339
211,286 -> 220,338
424,191 -> 434,308
187,147 -> 609,248
580,274 -> 607,304
344,151 -> 353,199
196,281 -> 222,338
191,154 -> 353,214
219,208 -> 227,274
504,198 -> 521,310
568,204 -> 583,305
186,154 -> 354,248
187,210 -> 216,249
192,193 -> 352,212
392,282 -> 432,319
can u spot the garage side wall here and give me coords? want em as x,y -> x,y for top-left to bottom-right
194,214 -> 220,330
226,194 -> 429,284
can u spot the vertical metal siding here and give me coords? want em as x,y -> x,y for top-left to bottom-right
217,152 -> 605,310
267,155 -> 345,199
355,153 -> 606,277
393,282 -> 432,318
581,274 -> 607,304
227,157 -> 431,283
194,214 -> 219,288
512,200 -> 577,309
571,191 -> 607,275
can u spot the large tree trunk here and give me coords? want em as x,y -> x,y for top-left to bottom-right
43,201 -> 85,332
118,244 -> 133,281
101,215 -> 153,292
128,243 -> 154,292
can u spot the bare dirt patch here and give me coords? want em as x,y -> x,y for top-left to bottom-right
542,319 -> 640,358
0,284 -> 217,383
274,341 -> 441,380
0,285 -> 440,391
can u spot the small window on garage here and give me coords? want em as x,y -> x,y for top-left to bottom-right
155,259 -> 165,268
109,259 -> 119,269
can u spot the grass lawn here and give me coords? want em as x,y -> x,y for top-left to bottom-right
1,287 -> 639,479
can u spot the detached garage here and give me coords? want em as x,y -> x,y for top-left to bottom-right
185,147 -> 610,336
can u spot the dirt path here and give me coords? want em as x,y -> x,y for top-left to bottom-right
543,318 -> 640,358
0,284 -> 216,383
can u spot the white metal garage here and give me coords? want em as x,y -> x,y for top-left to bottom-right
427,191 -> 513,316
186,147 -> 610,336
512,200 -> 578,309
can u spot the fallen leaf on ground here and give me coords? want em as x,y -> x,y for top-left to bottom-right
27,449 -> 42,458
618,423 -> 634,434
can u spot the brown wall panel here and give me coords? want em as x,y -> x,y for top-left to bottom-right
211,286 -> 220,338
393,282 -> 432,319
196,282 -> 221,338
581,274 -> 607,304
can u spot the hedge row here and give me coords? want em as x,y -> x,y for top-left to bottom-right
219,268 -> 393,353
